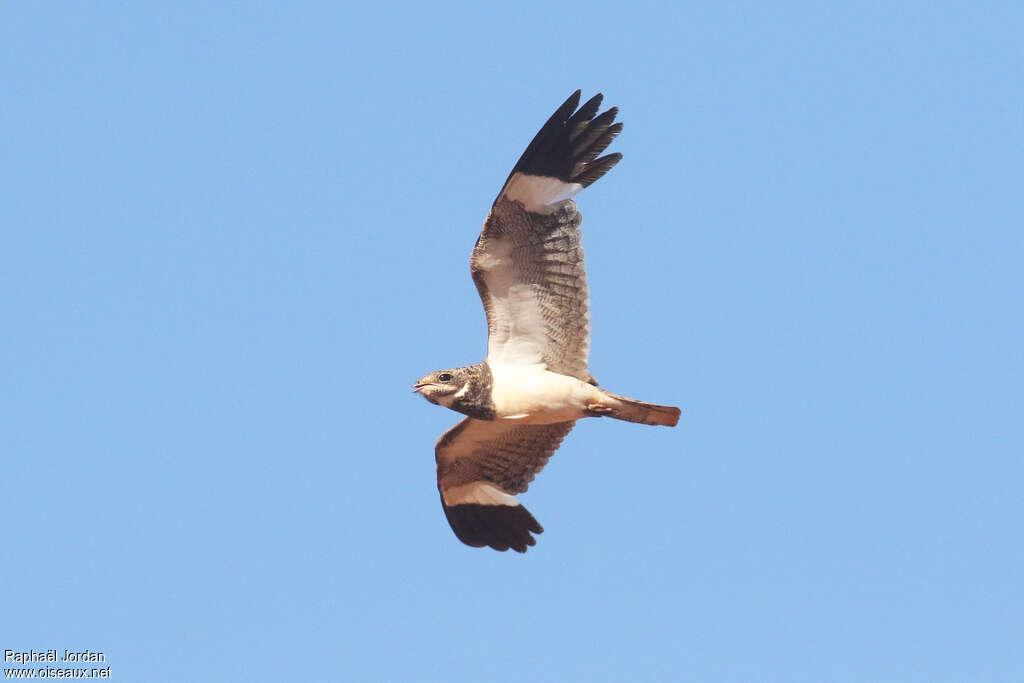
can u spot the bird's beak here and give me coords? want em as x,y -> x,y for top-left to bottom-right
412,382 -> 429,394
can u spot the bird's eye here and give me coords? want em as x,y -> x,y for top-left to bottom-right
438,373 -> 453,382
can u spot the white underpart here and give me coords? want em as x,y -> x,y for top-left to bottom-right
488,362 -> 605,423
444,482 -> 519,507
479,236 -> 546,367
502,172 -> 582,213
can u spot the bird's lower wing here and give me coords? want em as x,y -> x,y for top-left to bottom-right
435,417 -> 576,552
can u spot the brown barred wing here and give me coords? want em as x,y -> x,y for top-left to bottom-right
435,418 -> 576,552
471,91 -> 622,383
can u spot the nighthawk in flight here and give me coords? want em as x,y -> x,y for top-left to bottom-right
414,90 -> 680,552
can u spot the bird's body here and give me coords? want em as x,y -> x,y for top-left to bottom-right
487,362 -> 601,423
418,361 -> 678,426
414,90 -> 681,552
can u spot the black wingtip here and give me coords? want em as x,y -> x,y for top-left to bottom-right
502,90 -> 623,191
442,502 -> 544,553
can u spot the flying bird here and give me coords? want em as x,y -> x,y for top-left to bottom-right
414,90 -> 681,552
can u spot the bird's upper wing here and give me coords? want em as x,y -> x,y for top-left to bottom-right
470,91 -> 622,382
435,417 -> 576,552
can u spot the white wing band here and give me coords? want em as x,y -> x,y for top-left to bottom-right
502,173 -> 582,213
443,482 -> 520,507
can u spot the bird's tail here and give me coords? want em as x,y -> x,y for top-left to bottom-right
593,391 -> 681,427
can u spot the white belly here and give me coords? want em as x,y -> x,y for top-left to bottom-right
488,363 -> 603,424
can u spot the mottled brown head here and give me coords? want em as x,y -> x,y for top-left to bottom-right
412,363 -> 495,420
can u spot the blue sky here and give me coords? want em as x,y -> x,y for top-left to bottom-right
2,2 -> 1022,681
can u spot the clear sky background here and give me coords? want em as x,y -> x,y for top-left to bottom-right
3,2 -> 1022,682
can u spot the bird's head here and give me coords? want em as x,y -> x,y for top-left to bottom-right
412,368 -> 470,408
